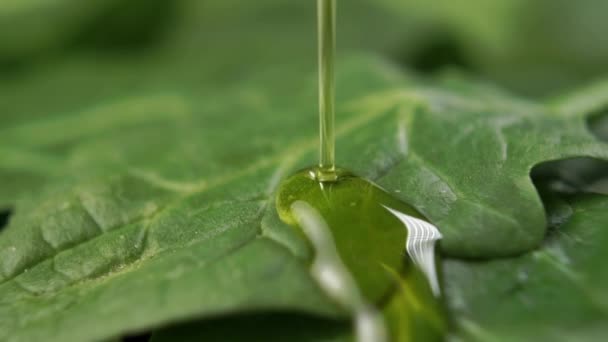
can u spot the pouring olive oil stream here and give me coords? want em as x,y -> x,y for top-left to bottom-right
275,1 -> 447,341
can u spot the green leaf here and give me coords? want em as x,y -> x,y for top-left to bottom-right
3,1 -> 608,341
0,0 -> 114,59
0,0 -> 177,62
1,54 -> 607,341
445,193 -> 608,341
377,0 -> 608,95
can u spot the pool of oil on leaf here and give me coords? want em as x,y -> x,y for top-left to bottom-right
276,168 -> 447,342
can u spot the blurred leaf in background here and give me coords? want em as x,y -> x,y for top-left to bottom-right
3,0 -> 608,95
378,0 -> 608,95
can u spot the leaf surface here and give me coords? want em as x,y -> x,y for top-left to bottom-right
1,54 -> 607,340
445,193 -> 608,341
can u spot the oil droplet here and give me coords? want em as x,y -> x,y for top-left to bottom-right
276,168 -> 446,341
